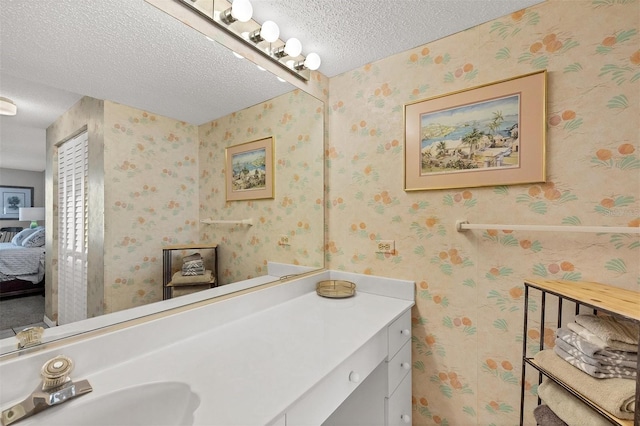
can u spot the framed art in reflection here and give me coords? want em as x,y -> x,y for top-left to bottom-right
225,137 -> 275,201
0,185 -> 34,219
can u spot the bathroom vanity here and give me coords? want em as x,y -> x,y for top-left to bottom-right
0,270 -> 414,425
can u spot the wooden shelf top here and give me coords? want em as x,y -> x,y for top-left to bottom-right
524,279 -> 640,321
163,243 -> 218,250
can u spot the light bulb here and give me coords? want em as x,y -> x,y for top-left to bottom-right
0,97 -> 17,116
273,38 -> 302,59
260,21 -> 280,43
304,52 -> 321,70
283,38 -> 302,57
220,0 -> 252,24
231,0 -> 252,22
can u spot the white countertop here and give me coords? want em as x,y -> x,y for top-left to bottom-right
88,291 -> 411,425
1,270 -> 414,425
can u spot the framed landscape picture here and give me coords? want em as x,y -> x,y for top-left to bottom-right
225,137 -> 274,201
0,185 -> 34,219
404,70 -> 546,191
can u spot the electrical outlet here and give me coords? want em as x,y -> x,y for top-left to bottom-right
278,235 -> 290,246
376,239 -> 395,254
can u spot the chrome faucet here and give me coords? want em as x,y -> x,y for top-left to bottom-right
15,327 -> 44,350
1,355 -> 92,426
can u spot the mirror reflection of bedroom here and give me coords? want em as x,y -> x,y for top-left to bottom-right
0,177 -> 47,338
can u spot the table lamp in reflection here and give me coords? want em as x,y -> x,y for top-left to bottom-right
19,207 -> 45,228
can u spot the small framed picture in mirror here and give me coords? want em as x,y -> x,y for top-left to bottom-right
225,137 -> 275,201
0,185 -> 34,219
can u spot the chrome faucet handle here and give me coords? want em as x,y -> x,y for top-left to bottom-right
40,355 -> 73,390
15,327 -> 44,349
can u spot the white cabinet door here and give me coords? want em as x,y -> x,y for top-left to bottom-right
386,374 -> 412,426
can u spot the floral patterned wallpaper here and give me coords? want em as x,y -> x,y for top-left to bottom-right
48,99 -> 202,320
44,0 -> 637,422
103,89 -> 323,307
47,89 -> 324,319
325,0 -> 639,424
198,90 -> 324,284
102,102 -> 201,313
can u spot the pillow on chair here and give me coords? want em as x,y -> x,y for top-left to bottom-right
11,228 -> 37,246
21,228 -> 46,248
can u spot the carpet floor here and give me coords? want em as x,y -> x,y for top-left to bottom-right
0,295 -> 45,330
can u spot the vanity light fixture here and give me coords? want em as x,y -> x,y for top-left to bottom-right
294,52 -> 321,71
219,0 -> 252,24
248,20 -> 280,43
176,0 -> 320,81
0,97 -> 17,116
273,38 -> 302,58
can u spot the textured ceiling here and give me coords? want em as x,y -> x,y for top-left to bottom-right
0,0 -> 543,171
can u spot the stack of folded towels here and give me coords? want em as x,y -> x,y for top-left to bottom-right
533,314 -> 638,425
182,253 -> 205,276
168,253 -> 215,297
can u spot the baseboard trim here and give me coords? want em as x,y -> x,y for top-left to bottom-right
43,315 -> 56,328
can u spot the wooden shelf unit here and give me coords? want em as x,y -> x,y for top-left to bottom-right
520,279 -> 640,426
162,243 -> 218,300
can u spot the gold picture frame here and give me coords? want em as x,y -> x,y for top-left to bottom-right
225,137 -> 275,201
404,70 -> 546,191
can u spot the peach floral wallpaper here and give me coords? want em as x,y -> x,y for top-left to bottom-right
47,90 -> 324,319
44,0 -> 637,423
325,0 -> 639,424
102,102 -> 201,313
199,90 -> 324,284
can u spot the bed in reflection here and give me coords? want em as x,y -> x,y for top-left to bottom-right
0,228 -> 46,298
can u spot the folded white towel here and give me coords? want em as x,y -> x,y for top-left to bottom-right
170,270 -> 214,286
183,260 -> 204,267
553,344 -> 637,379
538,380 -> 612,426
533,349 -> 635,419
182,252 -> 202,263
568,321 -> 638,353
575,314 -> 639,352
557,327 -> 637,367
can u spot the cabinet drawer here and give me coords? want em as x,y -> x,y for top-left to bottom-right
286,330 -> 387,425
322,361 -> 387,425
386,374 -> 412,426
387,340 -> 411,396
388,310 -> 411,359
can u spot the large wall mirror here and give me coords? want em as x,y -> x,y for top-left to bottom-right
0,1 -> 324,356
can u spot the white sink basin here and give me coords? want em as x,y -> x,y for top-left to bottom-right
23,381 -> 200,426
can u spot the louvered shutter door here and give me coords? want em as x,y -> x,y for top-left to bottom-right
57,131 -> 88,325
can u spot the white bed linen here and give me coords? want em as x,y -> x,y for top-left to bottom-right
0,242 -> 45,283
